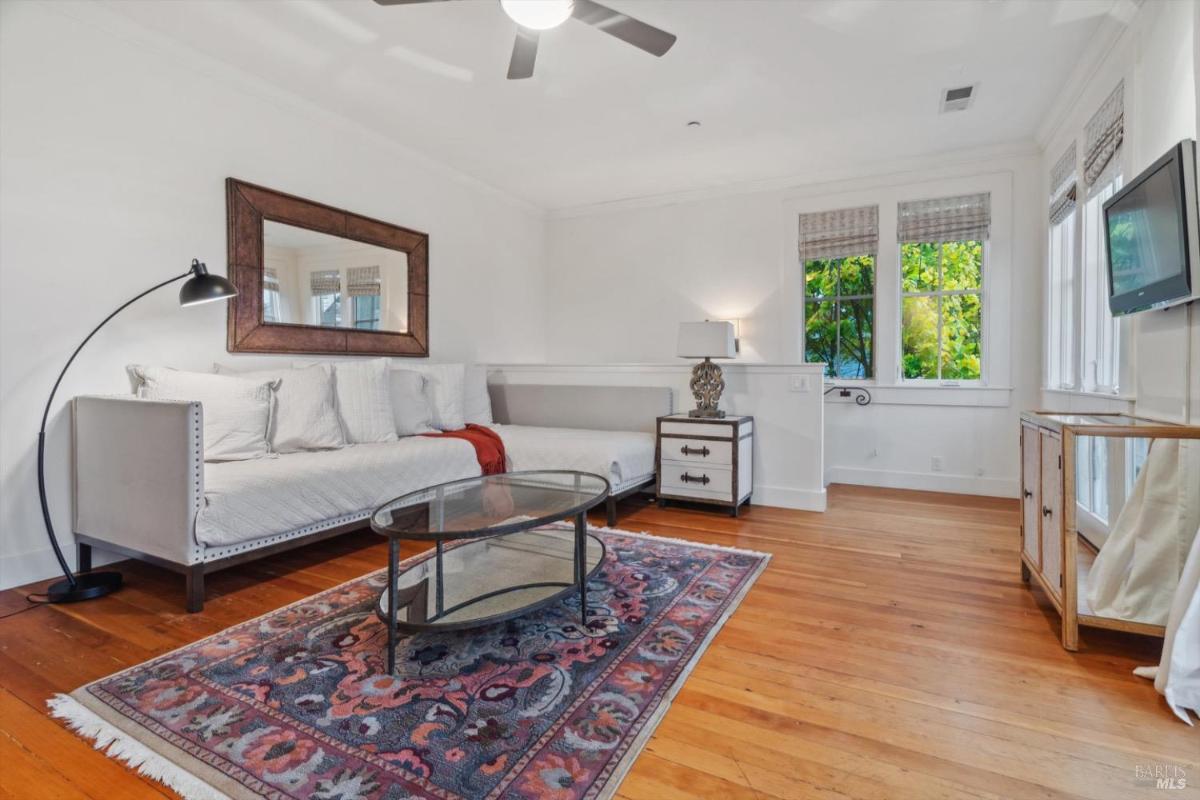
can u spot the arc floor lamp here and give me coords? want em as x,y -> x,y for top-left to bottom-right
37,259 -> 236,603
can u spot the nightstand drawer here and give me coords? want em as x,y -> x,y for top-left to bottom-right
660,462 -> 733,496
660,437 -> 732,466
661,420 -> 737,438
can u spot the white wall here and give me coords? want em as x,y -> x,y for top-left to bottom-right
544,152 -> 1043,498
1038,0 -> 1198,422
0,2 -> 548,589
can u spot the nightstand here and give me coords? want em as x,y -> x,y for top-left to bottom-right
655,414 -> 754,516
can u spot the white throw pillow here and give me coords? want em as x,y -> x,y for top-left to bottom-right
464,365 -> 493,426
129,365 -> 274,462
297,358 -> 397,444
405,363 -> 466,431
214,363 -> 344,453
390,370 -> 437,436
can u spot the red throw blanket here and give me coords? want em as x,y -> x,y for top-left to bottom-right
422,424 -> 507,475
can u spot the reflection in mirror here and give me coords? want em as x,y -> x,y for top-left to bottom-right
1080,435 -> 1200,625
262,220 -> 408,332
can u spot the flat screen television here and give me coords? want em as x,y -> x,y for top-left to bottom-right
1103,139 -> 1199,316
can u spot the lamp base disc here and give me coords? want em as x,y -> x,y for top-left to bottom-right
45,571 -> 123,603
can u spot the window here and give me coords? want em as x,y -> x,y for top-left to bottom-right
900,241 -> 983,380
309,269 -> 341,326
1080,173 -> 1122,392
1045,82 -> 1124,395
263,269 -> 283,324
896,192 -> 990,383
804,255 -> 874,378
798,205 -> 878,379
353,295 -> 381,330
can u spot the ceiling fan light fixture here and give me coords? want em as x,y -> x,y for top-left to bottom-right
500,0 -> 574,30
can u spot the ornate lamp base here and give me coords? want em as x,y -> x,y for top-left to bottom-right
688,358 -> 726,418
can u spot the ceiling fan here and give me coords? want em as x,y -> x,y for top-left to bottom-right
372,0 -> 677,80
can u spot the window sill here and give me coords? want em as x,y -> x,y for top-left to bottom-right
1042,387 -> 1136,402
823,381 -> 1012,407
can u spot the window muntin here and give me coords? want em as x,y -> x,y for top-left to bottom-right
900,240 -> 983,381
804,254 -> 874,379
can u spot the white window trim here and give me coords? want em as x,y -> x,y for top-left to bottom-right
784,170 -> 1013,405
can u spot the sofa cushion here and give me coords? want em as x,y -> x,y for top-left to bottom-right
314,358 -> 398,444
214,363 -> 345,454
197,437 -> 482,547
492,424 -> 655,494
464,365 -> 493,425
403,363 -> 466,431
390,369 -> 437,435
129,365 -> 275,462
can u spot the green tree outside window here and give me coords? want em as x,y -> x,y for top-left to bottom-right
900,240 -> 983,380
804,254 -> 874,379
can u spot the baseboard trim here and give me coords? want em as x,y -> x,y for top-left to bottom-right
0,546 -> 119,592
824,466 -> 1018,498
751,485 -> 827,512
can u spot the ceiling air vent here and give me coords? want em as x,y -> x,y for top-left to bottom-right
940,84 -> 976,113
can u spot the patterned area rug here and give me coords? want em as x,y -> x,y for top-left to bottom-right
49,525 -> 768,800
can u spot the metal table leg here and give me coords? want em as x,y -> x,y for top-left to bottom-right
575,511 -> 587,624
435,540 -> 445,617
387,537 -> 398,674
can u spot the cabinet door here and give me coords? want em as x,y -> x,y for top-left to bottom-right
1039,431 -> 1063,596
1020,424 -> 1041,566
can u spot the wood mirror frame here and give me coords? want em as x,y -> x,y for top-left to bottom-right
225,178 -> 429,356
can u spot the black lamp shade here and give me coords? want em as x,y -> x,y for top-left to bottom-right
179,260 -> 237,307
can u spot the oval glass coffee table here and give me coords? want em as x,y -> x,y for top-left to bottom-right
371,470 -> 610,673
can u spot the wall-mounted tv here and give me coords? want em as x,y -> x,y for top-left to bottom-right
1104,139 -> 1199,316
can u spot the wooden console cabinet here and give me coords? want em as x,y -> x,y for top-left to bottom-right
1019,411 -> 1198,650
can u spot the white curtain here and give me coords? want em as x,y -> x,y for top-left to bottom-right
1135,530 -> 1200,725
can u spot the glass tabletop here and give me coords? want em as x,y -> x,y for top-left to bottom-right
371,470 -> 610,541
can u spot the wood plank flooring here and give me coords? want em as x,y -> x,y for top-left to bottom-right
0,484 -> 1193,800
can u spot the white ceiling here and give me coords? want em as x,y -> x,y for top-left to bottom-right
104,0 -> 1119,210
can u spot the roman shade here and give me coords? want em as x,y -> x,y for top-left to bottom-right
310,270 -> 340,295
1049,143 -> 1078,225
897,192 -> 991,243
346,266 -> 381,298
1083,81 -> 1123,188
798,205 -> 879,261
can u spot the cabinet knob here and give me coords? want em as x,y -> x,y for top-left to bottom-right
1023,489 -> 1033,499
1042,506 -> 1052,517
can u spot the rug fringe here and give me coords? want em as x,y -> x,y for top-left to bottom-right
47,694 -> 231,800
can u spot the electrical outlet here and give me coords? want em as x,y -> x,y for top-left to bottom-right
789,375 -> 810,392
931,456 -> 943,472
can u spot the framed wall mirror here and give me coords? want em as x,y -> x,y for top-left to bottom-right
225,178 -> 428,356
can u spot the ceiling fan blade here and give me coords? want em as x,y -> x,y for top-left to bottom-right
372,0 -> 456,5
507,28 -> 539,80
571,0 -> 676,57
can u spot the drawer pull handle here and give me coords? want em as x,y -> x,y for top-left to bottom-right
1023,489 -> 1032,499
680,472 -> 710,485
681,445 -> 710,457
1042,506 -> 1052,517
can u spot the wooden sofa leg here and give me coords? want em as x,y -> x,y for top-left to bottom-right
606,496 -> 617,527
77,542 -> 92,573
186,566 -> 205,613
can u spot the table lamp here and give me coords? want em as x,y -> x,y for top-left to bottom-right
676,320 -> 737,418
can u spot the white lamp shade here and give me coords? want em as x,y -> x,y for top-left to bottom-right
677,321 -> 737,358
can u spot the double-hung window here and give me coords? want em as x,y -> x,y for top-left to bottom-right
262,268 -> 283,324
1045,82 -> 1124,395
309,269 -> 342,326
897,193 -> 990,382
347,266 -> 382,331
800,205 -> 878,379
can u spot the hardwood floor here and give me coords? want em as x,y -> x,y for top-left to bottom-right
0,484 -> 1193,800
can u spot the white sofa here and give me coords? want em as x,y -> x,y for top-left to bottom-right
71,382 -> 670,612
